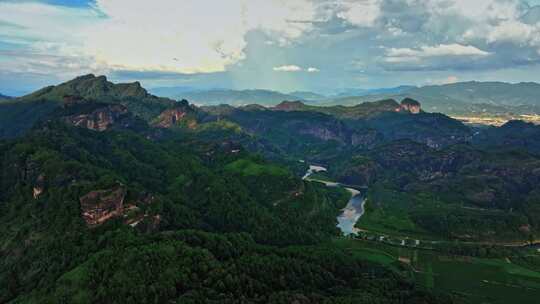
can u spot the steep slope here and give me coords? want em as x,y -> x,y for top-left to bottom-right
0,75 -> 180,138
19,74 -> 175,119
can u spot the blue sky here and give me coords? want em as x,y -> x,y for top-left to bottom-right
2,0 -> 540,95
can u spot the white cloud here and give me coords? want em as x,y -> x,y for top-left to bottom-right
385,44 -> 491,63
272,65 -> 320,72
337,0 -> 381,27
0,0 -> 316,75
273,65 -> 303,72
3,0 -> 540,90
486,21 -> 540,46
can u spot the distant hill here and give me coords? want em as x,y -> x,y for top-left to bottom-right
408,81 -> 540,106
288,91 -> 327,101
174,89 -> 305,106
322,81 -> 540,116
333,86 -> 415,97
0,93 -> 12,102
148,86 -> 199,98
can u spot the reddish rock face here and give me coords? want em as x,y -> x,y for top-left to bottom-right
80,186 -> 126,227
66,105 -> 129,131
154,108 -> 189,128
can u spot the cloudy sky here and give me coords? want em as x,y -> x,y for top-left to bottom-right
2,0 -> 540,95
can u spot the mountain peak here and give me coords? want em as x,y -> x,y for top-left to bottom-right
21,74 -> 150,102
400,98 -> 421,114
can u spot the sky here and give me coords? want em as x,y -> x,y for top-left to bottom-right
2,0 -> 540,95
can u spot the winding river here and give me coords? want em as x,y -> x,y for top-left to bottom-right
302,165 -> 366,235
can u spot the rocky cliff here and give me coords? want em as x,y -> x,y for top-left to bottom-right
153,100 -> 198,129
64,104 -> 132,131
399,98 -> 421,114
80,185 -> 126,227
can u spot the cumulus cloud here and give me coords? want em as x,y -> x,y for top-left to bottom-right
0,0 -> 316,75
3,0 -> 540,93
337,0 -> 381,27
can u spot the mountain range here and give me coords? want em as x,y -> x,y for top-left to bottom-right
322,82 -> 540,117
146,81 -> 540,119
151,88 -> 306,106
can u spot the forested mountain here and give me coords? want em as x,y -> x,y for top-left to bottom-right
0,74 -> 177,138
2,75 -> 540,303
196,100 -> 540,243
0,76 -> 454,303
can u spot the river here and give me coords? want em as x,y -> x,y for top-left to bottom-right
302,164 -> 366,235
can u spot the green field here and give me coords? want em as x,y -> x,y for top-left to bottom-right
357,198 -> 440,240
331,238 -> 540,303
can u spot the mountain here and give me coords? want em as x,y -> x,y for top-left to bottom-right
0,74 -> 179,138
275,98 -> 423,119
198,98 -> 471,163
174,89 -> 305,106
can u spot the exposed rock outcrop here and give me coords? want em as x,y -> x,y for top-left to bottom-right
64,104 -> 133,131
80,185 -> 126,227
154,108 -> 187,128
399,98 -> 421,114
33,174 -> 45,199
153,100 -> 197,129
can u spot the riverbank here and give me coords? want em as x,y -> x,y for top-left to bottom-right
302,164 -> 366,235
